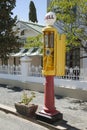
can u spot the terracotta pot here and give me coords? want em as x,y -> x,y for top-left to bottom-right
15,102 -> 38,117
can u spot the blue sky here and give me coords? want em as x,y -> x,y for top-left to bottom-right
12,0 -> 47,25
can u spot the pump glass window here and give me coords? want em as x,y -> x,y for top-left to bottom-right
44,32 -> 54,48
44,33 -> 48,48
49,32 -> 54,48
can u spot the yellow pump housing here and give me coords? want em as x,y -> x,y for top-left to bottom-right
42,25 -> 66,76
56,34 -> 66,76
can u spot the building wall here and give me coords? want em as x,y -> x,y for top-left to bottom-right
80,48 -> 87,80
47,0 -> 51,8
24,29 -> 39,37
16,24 -> 39,39
7,55 -> 42,67
30,55 -> 42,66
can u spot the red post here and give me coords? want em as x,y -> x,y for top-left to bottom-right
36,75 -> 62,123
43,76 -> 58,115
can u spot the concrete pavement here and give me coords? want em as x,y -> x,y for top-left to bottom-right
0,103 -> 69,130
0,85 -> 87,130
0,110 -> 49,130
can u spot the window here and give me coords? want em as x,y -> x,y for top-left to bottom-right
66,48 -> 80,67
21,30 -> 24,35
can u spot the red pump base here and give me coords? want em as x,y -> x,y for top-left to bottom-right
36,111 -> 63,124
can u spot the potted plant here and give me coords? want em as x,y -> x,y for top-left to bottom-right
15,91 -> 38,117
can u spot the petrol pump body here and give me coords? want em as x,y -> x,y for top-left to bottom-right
42,26 -> 66,76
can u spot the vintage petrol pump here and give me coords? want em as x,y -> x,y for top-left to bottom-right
42,26 -> 66,76
36,12 -> 66,123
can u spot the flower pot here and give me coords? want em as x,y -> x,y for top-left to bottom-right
15,102 -> 38,117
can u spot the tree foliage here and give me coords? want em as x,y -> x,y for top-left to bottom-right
24,34 -> 43,49
48,0 -> 87,50
0,0 -> 21,63
29,1 -> 38,23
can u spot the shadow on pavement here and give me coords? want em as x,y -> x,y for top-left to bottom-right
11,86 -> 23,92
53,119 -> 81,130
55,95 -> 65,99
0,84 -> 7,88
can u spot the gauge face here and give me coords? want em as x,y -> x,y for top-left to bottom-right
46,49 -> 51,56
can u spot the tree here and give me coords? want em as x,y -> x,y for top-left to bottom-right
29,1 -> 38,23
24,34 -> 43,49
48,0 -> 87,51
0,0 -> 21,64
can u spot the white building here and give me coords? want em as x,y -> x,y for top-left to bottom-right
0,21 -> 44,67
13,20 -> 44,44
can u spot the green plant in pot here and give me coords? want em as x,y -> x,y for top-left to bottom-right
15,91 -> 38,117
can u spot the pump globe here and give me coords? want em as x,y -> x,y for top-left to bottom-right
45,12 -> 56,26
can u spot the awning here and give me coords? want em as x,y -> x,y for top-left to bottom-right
11,47 -> 42,57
